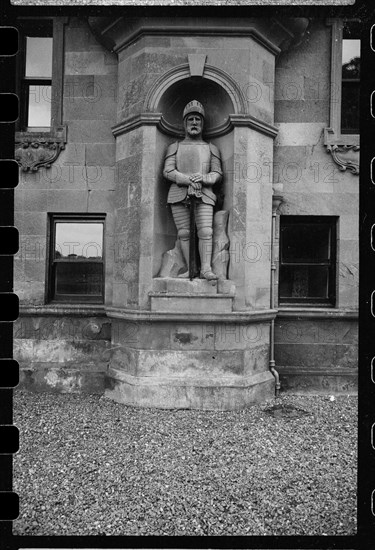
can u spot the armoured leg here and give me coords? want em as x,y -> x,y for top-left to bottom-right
196,203 -> 217,280
171,204 -> 190,275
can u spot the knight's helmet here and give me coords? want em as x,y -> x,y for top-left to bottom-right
183,100 -> 205,120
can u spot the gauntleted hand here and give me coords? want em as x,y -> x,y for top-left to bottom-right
189,173 -> 204,184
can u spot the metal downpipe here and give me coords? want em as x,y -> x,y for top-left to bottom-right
270,196 -> 282,397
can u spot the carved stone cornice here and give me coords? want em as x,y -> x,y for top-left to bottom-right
105,305 -> 278,324
112,112 -> 278,140
86,16 -> 311,56
15,126 -> 67,172
326,144 -> 359,175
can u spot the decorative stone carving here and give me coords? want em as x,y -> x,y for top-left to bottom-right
158,209 -> 231,289
163,100 -> 223,281
188,54 -> 207,77
158,240 -> 186,278
326,144 -> 359,175
15,126 -> 67,172
212,210 -> 230,280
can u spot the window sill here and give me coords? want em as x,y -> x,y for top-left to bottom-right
324,128 -> 359,148
276,307 -> 358,319
15,124 -> 67,172
19,303 -> 106,317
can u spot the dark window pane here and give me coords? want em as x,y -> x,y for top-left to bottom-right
281,224 -> 330,263
55,223 -> 103,259
343,21 -> 361,40
341,37 -> 360,134
27,85 -> 51,127
25,36 -> 53,77
341,82 -> 360,134
280,265 -> 330,299
55,262 -> 103,295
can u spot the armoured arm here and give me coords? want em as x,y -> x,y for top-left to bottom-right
163,143 -> 191,187
191,144 -> 223,187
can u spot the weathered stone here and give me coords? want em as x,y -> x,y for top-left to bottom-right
170,323 -> 215,350
275,99 -> 329,124
212,210 -> 230,280
105,368 -> 275,410
64,75 -> 96,98
85,144 -> 116,167
19,366 -> 106,394
64,96 -> 116,121
217,279 -> 236,295
65,51 -> 117,76
158,240 -> 186,278
15,212 -> 47,236
153,277 -> 217,294
150,295 -> 233,314
66,120 -> 116,143
65,22 -> 104,52
278,368 -> 357,395
47,189 -> 90,211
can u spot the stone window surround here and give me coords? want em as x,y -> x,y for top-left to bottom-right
278,215 -> 338,308
46,213 -> 106,305
324,18 -> 359,155
15,17 -> 68,172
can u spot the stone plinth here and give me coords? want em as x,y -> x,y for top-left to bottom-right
150,294 -> 233,313
150,277 -> 234,313
153,277 -> 219,294
105,310 -> 276,410
106,369 -> 274,410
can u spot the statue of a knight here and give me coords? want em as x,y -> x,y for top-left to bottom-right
163,100 -> 223,281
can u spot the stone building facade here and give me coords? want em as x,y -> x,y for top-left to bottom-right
14,15 -> 359,408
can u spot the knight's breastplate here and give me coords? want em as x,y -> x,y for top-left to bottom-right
176,143 -> 211,174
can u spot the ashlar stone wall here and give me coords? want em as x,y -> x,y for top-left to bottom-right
273,19 -> 358,393
15,18 -> 118,393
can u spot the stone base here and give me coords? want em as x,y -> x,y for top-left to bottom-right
105,315 -> 275,409
150,277 -> 235,313
278,367 -> 358,395
152,277 -> 235,295
14,309 -> 112,395
18,365 -> 106,394
150,294 -> 233,313
105,369 -> 275,410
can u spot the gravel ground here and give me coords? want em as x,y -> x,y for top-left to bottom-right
13,390 -> 357,536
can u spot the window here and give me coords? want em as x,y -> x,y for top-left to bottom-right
279,217 -> 337,306
21,25 -> 53,130
341,21 -> 360,134
48,215 -> 105,303
15,17 -> 67,172
325,18 -> 360,147
16,17 -> 67,132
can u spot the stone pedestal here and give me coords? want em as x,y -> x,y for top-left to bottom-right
105,306 -> 276,410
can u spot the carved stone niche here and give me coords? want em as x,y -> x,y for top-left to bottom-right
15,126 -> 67,172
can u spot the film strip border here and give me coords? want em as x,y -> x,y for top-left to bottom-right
0,18 -> 20,534
358,16 -> 375,550
0,4 -> 373,550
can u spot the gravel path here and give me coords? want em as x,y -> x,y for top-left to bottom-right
13,390 -> 357,536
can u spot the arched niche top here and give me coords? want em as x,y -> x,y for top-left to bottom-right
145,64 -> 248,136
